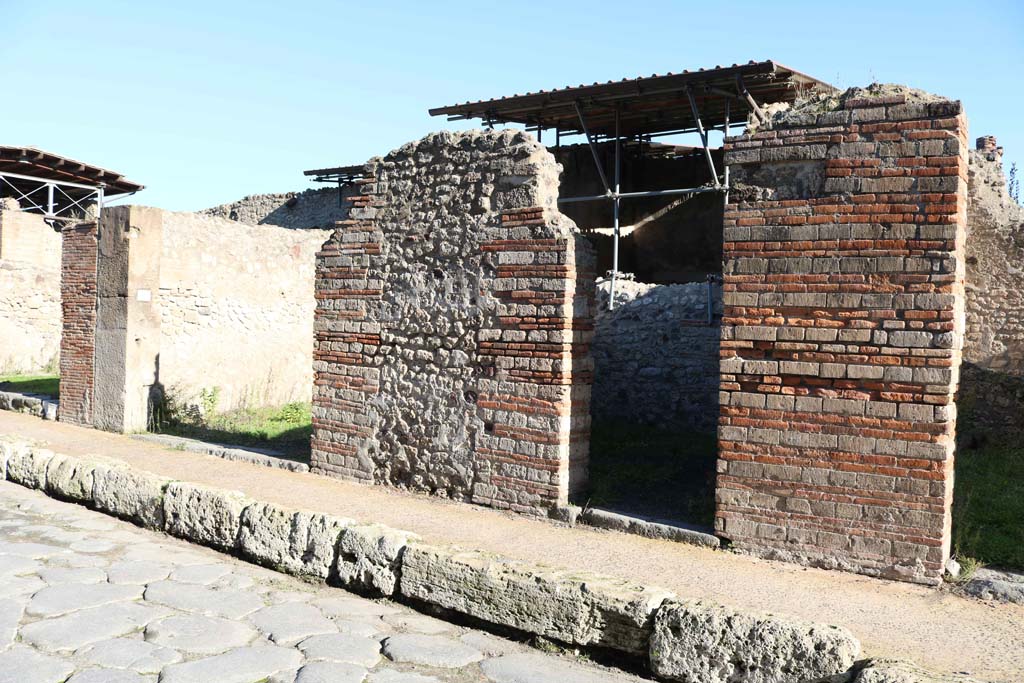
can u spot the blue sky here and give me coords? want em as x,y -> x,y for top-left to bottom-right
4,0 -> 1022,211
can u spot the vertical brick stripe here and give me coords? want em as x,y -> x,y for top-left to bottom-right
59,221 -> 98,426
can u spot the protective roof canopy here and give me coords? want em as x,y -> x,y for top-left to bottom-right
0,146 -> 143,195
429,60 -> 832,138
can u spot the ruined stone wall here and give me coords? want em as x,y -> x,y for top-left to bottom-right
717,86 -> 968,585
312,130 -> 594,513
0,200 -> 62,271
963,141 -> 1024,374
202,187 -> 352,230
0,260 -> 60,374
0,203 -> 61,374
158,210 -> 332,411
591,279 -> 721,432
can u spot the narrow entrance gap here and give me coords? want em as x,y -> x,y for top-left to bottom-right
554,140 -> 724,530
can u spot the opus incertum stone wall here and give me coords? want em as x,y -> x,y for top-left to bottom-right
716,87 -> 969,584
311,130 -> 595,514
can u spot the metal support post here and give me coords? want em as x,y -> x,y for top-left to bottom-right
609,107 -> 622,310
574,101 -> 611,195
46,183 -> 54,217
706,274 -> 714,325
723,99 -> 731,205
736,76 -> 767,125
686,87 -> 719,187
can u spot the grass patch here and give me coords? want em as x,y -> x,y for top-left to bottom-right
952,440 -> 1024,571
0,374 -> 59,398
581,421 -> 718,529
156,401 -> 312,459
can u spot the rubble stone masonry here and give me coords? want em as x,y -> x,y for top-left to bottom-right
717,90 -> 968,584
312,130 -> 594,514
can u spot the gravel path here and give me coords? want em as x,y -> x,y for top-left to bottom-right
0,481 -> 644,683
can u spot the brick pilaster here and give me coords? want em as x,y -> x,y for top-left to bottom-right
716,96 -> 968,584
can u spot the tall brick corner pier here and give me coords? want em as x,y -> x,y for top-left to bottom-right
716,94 -> 968,584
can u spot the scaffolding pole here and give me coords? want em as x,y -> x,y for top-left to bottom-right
560,98 -> 729,311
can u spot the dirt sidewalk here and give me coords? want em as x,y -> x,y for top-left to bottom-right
2,410 -> 1020,682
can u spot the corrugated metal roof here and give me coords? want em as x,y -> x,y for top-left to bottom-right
0,146 -> 143,195
429,60 -> 833,138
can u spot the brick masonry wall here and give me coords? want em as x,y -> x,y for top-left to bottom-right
717,91 -> 968,584
59,221 -> 99,426
311,130 -> 594,514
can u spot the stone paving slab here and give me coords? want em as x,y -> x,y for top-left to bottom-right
0,481 -> 648,682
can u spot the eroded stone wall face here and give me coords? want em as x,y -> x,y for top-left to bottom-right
591,280 -> 721,432
158,211 -> 331,411
717,93 -> 968,584
964,143 -> 1024,374
311,131 -> 594,513
59,222 -> 99,426
202,187 -> 352,230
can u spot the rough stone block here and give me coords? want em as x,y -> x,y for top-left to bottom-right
44,453 -> 107,503
649,599 -> 859,683
850,659 -> 981,683
293,510 -> 353,579
400,544 -> 672,655
92,464 -> 170,529
336,523 -> 417,596
163,482 -> 250,551
5,443 -> 54,490
238,501 -> 297,570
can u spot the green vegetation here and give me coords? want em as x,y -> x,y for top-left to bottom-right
582,421 -> 718,529
0,374 -> 59,398
155,400 -> 312,459
952,441 -> 1024,571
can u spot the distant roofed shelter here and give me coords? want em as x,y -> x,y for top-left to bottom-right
0,146 -> 144,224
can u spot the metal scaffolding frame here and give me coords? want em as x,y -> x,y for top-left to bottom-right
0,170 -> 107,224
554,80 -> 755,310
0,147 -> 143,227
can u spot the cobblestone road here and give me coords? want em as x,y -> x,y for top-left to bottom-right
0,482 -> 643,683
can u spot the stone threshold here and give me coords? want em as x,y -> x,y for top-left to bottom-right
579,507 -> 720,549
0,390 -> 57,421
0,434 -> 981,683
130,432 -> 310,473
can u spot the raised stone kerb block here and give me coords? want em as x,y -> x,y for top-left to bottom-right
5,443 -> 55,490
399,543 -> 671,655
44,453 -> 113,504
649,599 -> 860,683
238,501 -> 353,580
335,523 -> 418,597
92,464 -> 170,529
163,482 -> 251,551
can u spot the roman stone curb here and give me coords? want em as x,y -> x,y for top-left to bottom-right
163,482 -> 252,552
819,658 -> 984,683
1,436 -> 968,683
579,507 -> 721,549
650,599 -> 859,683
130,433 -> 310,473
0,390 -> 58,421
399,542 -> 671,655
